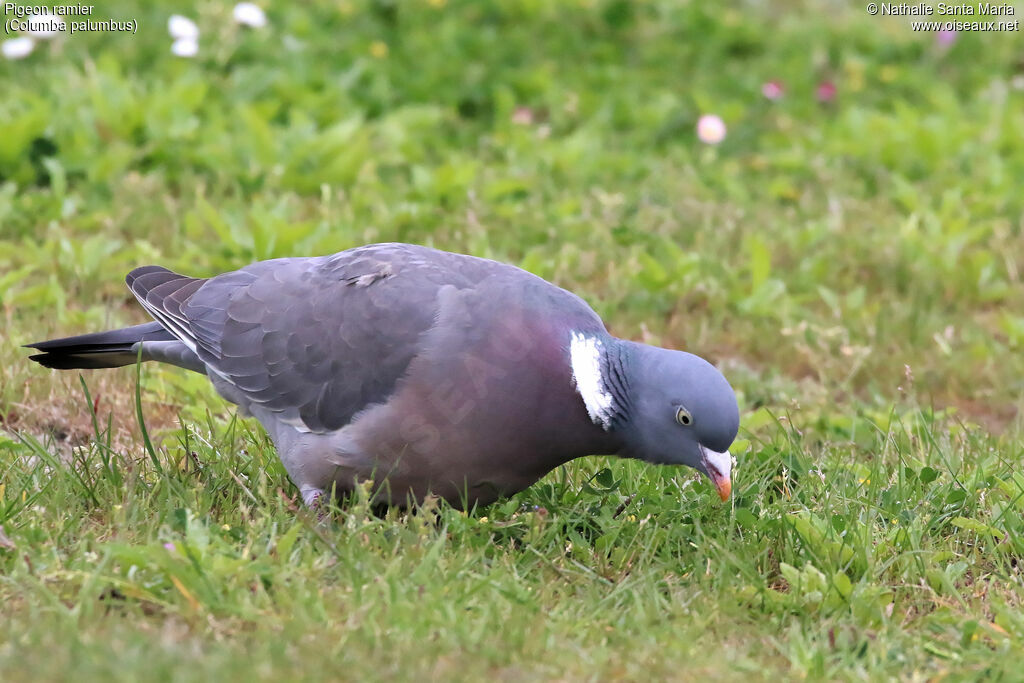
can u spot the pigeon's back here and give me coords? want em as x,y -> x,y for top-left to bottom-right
129,243 -> 596,434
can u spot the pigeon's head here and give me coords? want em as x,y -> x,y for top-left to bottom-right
619,343 -> 739,500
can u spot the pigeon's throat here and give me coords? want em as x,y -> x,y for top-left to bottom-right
569,332 -> 630,431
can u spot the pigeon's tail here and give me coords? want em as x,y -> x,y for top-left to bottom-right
25,322 -> 176,370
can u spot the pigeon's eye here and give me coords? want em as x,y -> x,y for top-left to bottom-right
675,406 -> 693,426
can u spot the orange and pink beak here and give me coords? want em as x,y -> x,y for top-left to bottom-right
700,446 -> 732,501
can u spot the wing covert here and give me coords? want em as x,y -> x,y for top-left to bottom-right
128,243 -> 548,433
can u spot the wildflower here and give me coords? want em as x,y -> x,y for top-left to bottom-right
816,81 -> 837,103
511,107 -> 534,125
369,40 -> 388,58
2,37 -> 35,60
163,542 -> 176,552
761,80 -> 784,100
168,14 -> 199,57
696,114 -> 726,144
27,13 -> 65,39
845,61 -> 866,92
233,3 -> 267,28
936,29 -> 957,49
168,14 -> 199,40
172,38 -> 199,57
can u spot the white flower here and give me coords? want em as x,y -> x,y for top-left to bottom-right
28,13 -> 65,39
168,14 -> 199,40
233,3 -> 267,28
171,37 -> 199,57
2,36 -> 35,60
696,114 -> 727,145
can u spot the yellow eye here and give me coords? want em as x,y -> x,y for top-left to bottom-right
675,406 -> 693,426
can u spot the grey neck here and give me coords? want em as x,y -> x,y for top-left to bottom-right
599,337 -> 634,431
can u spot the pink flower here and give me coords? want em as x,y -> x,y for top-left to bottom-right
511,107 -> 534,125
816,81 -> 837,103
696,114 -> 726,144
936,29 -> 957,49
163,542 -> 176,552
761,80 -> 784,100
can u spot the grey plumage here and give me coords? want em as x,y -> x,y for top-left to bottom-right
27,243 -> 739,508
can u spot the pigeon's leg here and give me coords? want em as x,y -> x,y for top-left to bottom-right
300,485 -> 331,522
300,485 -> 325,508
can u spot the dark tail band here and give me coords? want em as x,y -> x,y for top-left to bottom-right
25,321 -> 174,370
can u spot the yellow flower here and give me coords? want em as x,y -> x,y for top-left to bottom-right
370,41 -> 388,58
844,60 -> 866,93
848,70 -> 865,93
428,0 -> 447,7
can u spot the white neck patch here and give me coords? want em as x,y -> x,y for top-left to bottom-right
570,332 -> 614,430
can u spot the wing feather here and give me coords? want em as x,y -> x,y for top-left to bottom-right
127,244 -> 521,433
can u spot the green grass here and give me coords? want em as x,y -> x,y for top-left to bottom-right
2,0 -> 1023,679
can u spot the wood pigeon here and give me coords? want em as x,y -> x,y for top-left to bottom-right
26,243 -> 739,508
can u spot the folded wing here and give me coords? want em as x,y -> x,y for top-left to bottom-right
126,244 -> 501,433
